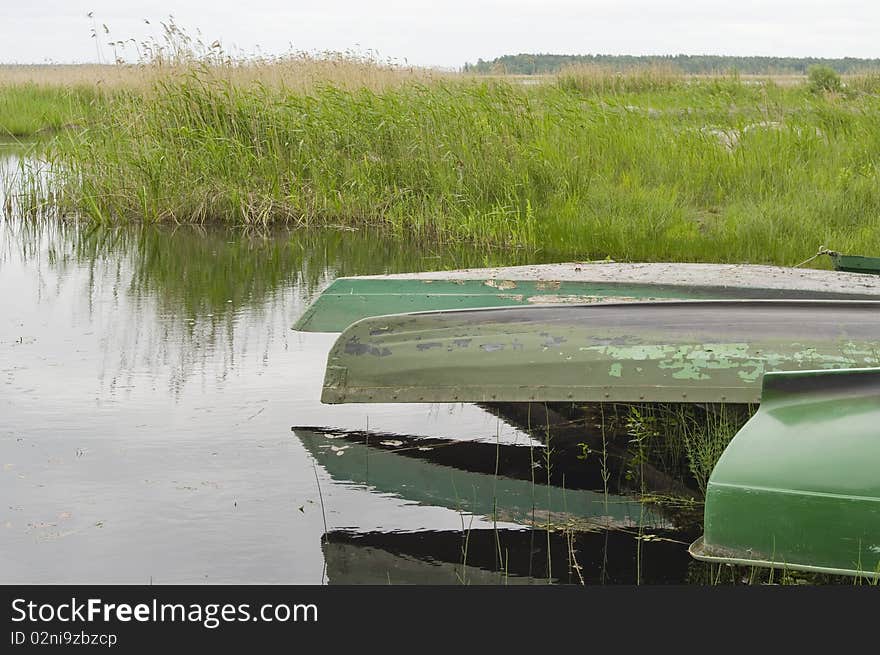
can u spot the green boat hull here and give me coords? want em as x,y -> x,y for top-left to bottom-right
295,262 -> 880,333
321,300 -> 880,405
691,368 -> 880,579
830,253 -> 880,275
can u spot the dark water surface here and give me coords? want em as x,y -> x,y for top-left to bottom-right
1,148 -> 705,584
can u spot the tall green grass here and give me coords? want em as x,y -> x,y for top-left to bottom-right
15,65 -> 880,263
624,403 -> 751,494
0,84 -> 101,138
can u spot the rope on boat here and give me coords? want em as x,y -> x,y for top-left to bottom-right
793,246 -> 837,268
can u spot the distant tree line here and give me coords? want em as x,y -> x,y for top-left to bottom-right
463,54 -> 880,75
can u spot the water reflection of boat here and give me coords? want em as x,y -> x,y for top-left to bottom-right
294,426 -> 674,531
323,528 -> 694,585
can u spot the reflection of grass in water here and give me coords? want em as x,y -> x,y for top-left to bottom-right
10,219 -> 544,319
116,223 -> 544,318
4,218 -> 541,395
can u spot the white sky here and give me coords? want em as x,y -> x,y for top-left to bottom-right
3,1 -> 880,68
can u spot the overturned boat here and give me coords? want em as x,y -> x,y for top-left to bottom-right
690,368 -> 880,579
309,294 -> 880,579
320,299 -> 880,405
294,261 -> 880,333
827,251 -> 880,275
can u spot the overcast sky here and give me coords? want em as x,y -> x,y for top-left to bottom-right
3,1 -> 880,68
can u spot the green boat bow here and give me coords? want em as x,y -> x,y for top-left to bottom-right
691,367 -> 880,579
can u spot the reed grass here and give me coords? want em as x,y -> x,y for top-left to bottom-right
556,63 -> 685,94
624,403 -> 753,493
9,45 -> 880,263
0,83 -> 101,137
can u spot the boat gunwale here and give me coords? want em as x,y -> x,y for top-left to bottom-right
689,537 -> 880,580
347,297 -> 880,320
336,261 -> 880,292
294,262 -> 880,332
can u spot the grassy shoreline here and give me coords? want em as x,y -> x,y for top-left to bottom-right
0,84 -> 102,138
6,62 -> 880,263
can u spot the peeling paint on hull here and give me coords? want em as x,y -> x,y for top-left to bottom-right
321,300 -> 880,404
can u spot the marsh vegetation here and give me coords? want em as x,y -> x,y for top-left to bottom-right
4,24 -> 880,264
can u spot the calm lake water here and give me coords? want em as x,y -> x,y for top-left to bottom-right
1,147 -> 704,584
